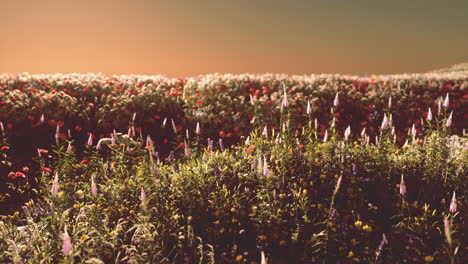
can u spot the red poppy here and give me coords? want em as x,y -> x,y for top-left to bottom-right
57,121 -> 65,127
1,146 -> 9,151
8,171 -> 16,179
179,142 -> 185,148
75,125 -> 82,132
81,160 -> 90,165
219,131 -> 225,138
15,172 -> 25,178
41,167 -> 52,173
38,149 -> 48,154
22,166 -> 29,172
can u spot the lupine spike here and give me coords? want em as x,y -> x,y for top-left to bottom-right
388,96 -> 392,109
361,127 -> 366,138
262,126 -> 268,137
219,138 -> 224,151
91,177 -> 98,196
87,133 -> 93,146
162,117 -> 167,128
66,142 -> 72,154
132,112 -> 136,122
196,122 -> 201,135
186,129 -> 189,140
324,129 -> 328,142
261,251 -> 267,264
446,111 -> 453,127
52,173 -> 60,195
245,136 -> 250,145
333,92 -> 339,107
171,119 -> 177,134
40,114 -> 45,123
443,93 -> 449,108
381,114 -> 388,130
62,226 -> 73,255
427,107 -> 433,121
249,94 -> 254,105
344,125 -> 351,141
449,191 -> 457,213
140,187 -> 146,203
399,174 -> 406,196
306,101 -> 311,114
314,118 -> 318,130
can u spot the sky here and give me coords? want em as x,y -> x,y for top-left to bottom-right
1,0 -> 467,77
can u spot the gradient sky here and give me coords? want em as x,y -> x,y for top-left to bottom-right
1,0 -> 467,77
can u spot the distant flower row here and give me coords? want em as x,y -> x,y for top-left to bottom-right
0,72 -> 466,149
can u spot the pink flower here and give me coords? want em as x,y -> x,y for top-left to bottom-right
449,191 -> 457,213
446,111 -> 453,127
427,107 -> 433,121
62,227 -> 73,255
87,133 -> 93,146
91,177 -> 98,197
52,173 -> 59,195
399,174 -> 406,196
344,125 -> 351,141
333,92 -> 339,107
443,93 -> 449,108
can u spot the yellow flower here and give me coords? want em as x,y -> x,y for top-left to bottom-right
363,224 -> 372,232
232,218 -> 238,223
129,210 -> 135,214
230,207 -> 236,213
279,193 -> 285,199
424,256 -> 434,262
279,240 -> 287,246
73,204 -> 80,209
320,174 -> 327,179
348,251 -> 354,257
213,220 -> 220,225
354,220 -> 362,228
187,216 -> 193,222
260,234 -> 267,241
219,228 -> 225,234
236,255 -> 243,262
13,211 -> 19,217
303,189 -> 308,195
252,206 -> 257,211
80,234 -> 89,240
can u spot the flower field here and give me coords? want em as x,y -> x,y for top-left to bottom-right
0,72 -> 466,263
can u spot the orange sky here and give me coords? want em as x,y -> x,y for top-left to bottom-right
1,0 -> 467,77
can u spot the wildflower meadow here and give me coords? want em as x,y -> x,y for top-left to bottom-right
0,72 -> 466,263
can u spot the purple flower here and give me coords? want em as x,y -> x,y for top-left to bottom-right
62,227 -> 73,255
449,191 -> 457,213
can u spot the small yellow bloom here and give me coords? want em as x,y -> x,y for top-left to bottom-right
259,234 -> 267,241
219,228 -> 225,234
348,251 -> 354,257
354,221 -> 363,228
129,210 -> 135,214
80,234 -> 89,240
303,189 -> 308,195
424,256 -> 434,262
320,174 -> 326,179
73,204 -> 80,209
279,240 -> 287,246
187,216 -> 193,222
213,220 -> 220,225
236,255 -> 243,261
363,224 -> 372,232
230,207 -> 236,213
120,185 -> 126,191
13,211 -> 19,217
279,193 -> 285,199
232,218 -> 238,223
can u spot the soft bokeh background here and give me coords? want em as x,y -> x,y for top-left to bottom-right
1,0 -> 467,77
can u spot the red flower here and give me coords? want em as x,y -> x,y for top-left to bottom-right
41,167 -> 52,173
8,171 -> 16,179
22,166 -> 29,172
15,172 -> 25,178
57,121 -> 65,127
179,142 -> 185,148
75,125 -> 82,132
219,131 -> 225,138
39,149 -> 48,154
1,146 -> 9,151
48,120 -> 56,126
81,160 -> 90,165
196,100 -> 203,106
176,125 -> 183,132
